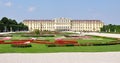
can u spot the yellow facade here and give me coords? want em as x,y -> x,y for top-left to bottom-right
23,18 -> 104,32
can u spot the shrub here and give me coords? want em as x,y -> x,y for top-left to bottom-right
47,44 -> 56,47
33,29 -> 40,35
21,34 -> 55,37
40,35 -> 55,37
12,44 -> 32,47
0,34 -> 12,37
21,34 -> 39,37
65,44 -> 74,47
11,41 -> 32,48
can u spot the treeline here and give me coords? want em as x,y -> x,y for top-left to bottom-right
101,24 -> 120,33
0,17 -> 28,32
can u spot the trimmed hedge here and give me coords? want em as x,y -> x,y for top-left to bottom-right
64,35 -> 80,37
21,34 -> 55,37
65,44 -> 75,46
47,44 -> 75,47
0,34 -> 12,37
11,44 -> 32,48
47,44 -> 56,47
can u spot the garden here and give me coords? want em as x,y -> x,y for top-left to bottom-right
0,31 -> 120,53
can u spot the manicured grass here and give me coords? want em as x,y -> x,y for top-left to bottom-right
77,38 -> 115,44
0,44 -> 120,53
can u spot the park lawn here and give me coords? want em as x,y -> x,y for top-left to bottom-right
10,36 -> 116,44
4,34 -> 117,44
77,38 -> 115,44
10,32 -> 116,43
0,44 -> 120,53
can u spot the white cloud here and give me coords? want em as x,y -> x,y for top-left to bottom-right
4,2 -> 12,7
28,7 -> 36,12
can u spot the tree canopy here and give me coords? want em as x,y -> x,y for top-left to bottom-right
101,24 -> 120,33
0,17 -> 28,32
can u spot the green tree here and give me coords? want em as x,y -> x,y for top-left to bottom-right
1,17 -> 10,25
33,29 -> 40,35
9,19 -> 18,25
101,24 -> 120,33
18,22 -> 28,31
0,17 -> 28,32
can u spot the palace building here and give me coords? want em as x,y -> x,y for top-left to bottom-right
23,17 -> 104,32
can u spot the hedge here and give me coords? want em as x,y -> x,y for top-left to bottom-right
21,34 -> 55,37
0,34 -> 12,37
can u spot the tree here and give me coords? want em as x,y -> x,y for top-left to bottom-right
19,22 -> 24,25
9,19 -> 18,25
0,20 -> 4,32
33,29 -> 40,35
1,17 -> 10,25
18,22 -> 28,31
0,17 -> 9,32
101,24 -> 120,33
0,17 -> 28,32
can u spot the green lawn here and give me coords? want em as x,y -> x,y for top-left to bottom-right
77,37 -> 115,44
0,44 -> 120,53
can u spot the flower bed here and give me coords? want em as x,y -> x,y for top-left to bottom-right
33,41 -> 54,44
11,41 -> 32,48
0,40 -> 11,44
0,40 -> 4,44
46,39 -> 80,47
12,39 -> 34,42
32,39 -> 52,44
55,40 -> 78,44
64,35 -> 92,40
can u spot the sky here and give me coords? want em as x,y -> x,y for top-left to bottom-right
0,0 -> 120,24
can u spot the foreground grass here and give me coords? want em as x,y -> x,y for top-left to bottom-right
0,44 -> 120,53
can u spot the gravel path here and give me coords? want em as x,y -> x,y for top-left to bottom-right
0,52 -> 120,63
84,32 -> 120,38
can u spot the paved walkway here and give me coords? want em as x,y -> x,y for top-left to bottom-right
84,32 -> 120,38
0,52 -> 120,63
0,32 -> 15,34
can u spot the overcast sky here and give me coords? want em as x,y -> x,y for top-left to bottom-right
0,0 -> 120,24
